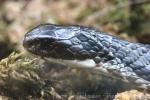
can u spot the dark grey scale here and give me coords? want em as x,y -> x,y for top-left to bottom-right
54,46 -> 75,59
149,75 -> 150,78
69,45 -> 83,53
97,48 -> 109,58
134,69 -> 145,76
131,61 -> 145,70
141,75 -> 150,81
143,57 -> 150,66
87,33 -> 95,38
112,37 -> 129,45
35,39 -> 50,50
107,59 -> 119,65
116,48 -> 131,61
140,67 -> 150,75
76,33 -> 89,42
110,42 -> 121,50
48,49 -> 58,58
98,52 -> 105,57
98,36 -> 109,42
47,44 -> 54,51
128,44 -> 138,50
138,56 -> 148,67
103,53 -> 115,62
121,47 -> 131,54
92,46 -> 100,52
129,64 -> 137,70
115,58 -> 122,64
119,40 -> 130,47
89,31 -> 97,36
82,42 -> 93,51
145,44 -> 150,48
144,53 -> 150,66
136,69 -> 149,75
89,50 -> 97,58
77,50 -> 91,60
127,50 -> 139,60
92,34 -> 97,39
70,37 -> 81,45
137,47 -> 148,56
95,42 -> 103,50
123,56 -> 136,65
132,49 -> 141,58
145,54 -> 150,62
114,50 -> 127,60
88,40 -> 96,46
141,47 -> 149,54
109,48 -> 116,54
145,52 -> 150,62
62,50 -> 75,59
123,49 -> 145,65
66,49 -> 76,58
137,48 -> 144,56
144,66 -> 150,74
93,56 -> 101,64
54,46 -> 64,56
78,50 -> 89,54
101,40 -> 110,48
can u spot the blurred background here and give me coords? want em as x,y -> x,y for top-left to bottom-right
0,0 -> 150,60
0,0 -> 150,99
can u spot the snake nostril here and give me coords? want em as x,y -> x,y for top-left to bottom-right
23,39 -> 34,49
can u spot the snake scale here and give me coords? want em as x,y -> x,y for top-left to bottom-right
23,24 -> 150,90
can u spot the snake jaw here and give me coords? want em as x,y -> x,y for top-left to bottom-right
44,57 -> 97,68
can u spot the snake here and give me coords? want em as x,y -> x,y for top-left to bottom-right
23,24 -> 150,90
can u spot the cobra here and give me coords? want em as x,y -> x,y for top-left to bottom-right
23,24 -> 150,90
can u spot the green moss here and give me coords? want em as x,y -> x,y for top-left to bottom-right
0,52 -> 61,99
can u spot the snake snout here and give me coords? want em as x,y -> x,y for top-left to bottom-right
23,36 -> 56,56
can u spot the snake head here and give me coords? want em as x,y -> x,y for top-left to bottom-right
23,24 -> 98,60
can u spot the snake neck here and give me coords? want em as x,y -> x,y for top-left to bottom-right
93,33 -> 125,64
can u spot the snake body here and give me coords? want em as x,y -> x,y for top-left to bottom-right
23,24 -> 150,89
